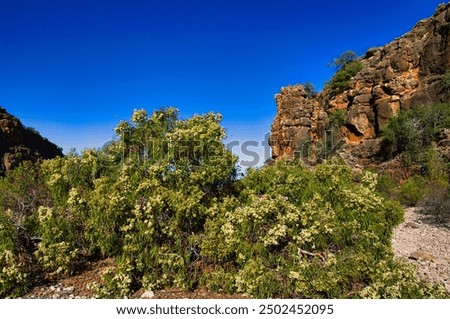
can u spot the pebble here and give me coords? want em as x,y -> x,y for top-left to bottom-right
405,221 -> 420,228
409,251 -> 435,262
140,291 -> 155,299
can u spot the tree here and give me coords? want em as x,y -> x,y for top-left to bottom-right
330,50 -> 358,69
302,82 -> 317,99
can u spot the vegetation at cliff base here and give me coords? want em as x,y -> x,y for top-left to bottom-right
381,103 -> 450,163
0,108 -> 448,299
378,103 -> 450,218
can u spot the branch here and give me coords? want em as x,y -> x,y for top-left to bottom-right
297,248 -> 326,261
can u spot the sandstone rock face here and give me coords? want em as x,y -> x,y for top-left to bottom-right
270,3 -> 450,165
0,107 -> 63,173
270,86 -> 325,159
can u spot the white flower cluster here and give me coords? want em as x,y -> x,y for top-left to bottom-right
35,241 -> 79,277
47,172 -> 62,186
67,187 -> 85,206
263,224 -> 288,247
37,206 -> 54,223
131,108 -> 148,125
89,261 -> 134,298
341,186 -> 383,211
0,250 -> 27,287
360,171 -> 378,191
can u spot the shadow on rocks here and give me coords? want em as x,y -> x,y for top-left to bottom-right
417,196 -> 450,229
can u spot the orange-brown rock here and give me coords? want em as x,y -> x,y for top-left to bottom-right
269,85 -> 326,161
270,3 -> 450,165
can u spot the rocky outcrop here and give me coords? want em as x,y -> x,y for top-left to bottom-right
270,86 -> 327,159
0,107 -> 63,173
270,3 -> 450,165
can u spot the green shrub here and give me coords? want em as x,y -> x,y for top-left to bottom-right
376,174 -> 397,198
35,206 -> 82,278
0,161 -> 47,248
419,180 -> 450,225
0,161 -> 47,297
328,109 -> 347,128
441,69 -> 450,94
325,60 -> 363,96
89,260 -> 134,298
35,241 -> 79,278
360,260 -> 448,298
378,174 -> 443,207
6,107 -> 446,299
0,212 -> 29,297
381,103 -> 450,163
315,110 -> 347,162
420,148 -> 449,183
201,160 -> 408,298
38,108 -> 237,296
36,150 -> 111,274
379,103 -> 450,211
396,176 -> 428,206
377,150 -> 449,213
0,249 -> 28,297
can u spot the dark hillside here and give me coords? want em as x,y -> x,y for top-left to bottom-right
0,107 -> 63,173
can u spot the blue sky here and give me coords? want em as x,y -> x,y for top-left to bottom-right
0,0 -> 445,166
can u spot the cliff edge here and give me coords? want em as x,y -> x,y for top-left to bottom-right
270,3 -> 450,165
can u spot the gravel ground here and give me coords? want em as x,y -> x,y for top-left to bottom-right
392,206 -> 450,293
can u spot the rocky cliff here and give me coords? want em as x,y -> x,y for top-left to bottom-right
270,3 -> 450,165
0,107 -> 63,173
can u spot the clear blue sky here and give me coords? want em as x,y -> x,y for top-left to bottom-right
0,0 -> 445,166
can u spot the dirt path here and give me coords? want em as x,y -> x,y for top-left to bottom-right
21,259 -> 243,299
391,207 -> 450,292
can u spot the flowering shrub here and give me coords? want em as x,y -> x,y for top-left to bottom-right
35,241 -> 79,278
0,213 -> 28,297
0,162 -> 47,297
35,206 -> 82,277
200,160 -> 413,298
89,260 -> 134,298
1,108 -> 447,299
37,108 -> 237,297
0,250 -> 28,297
360,260 -> 448,298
